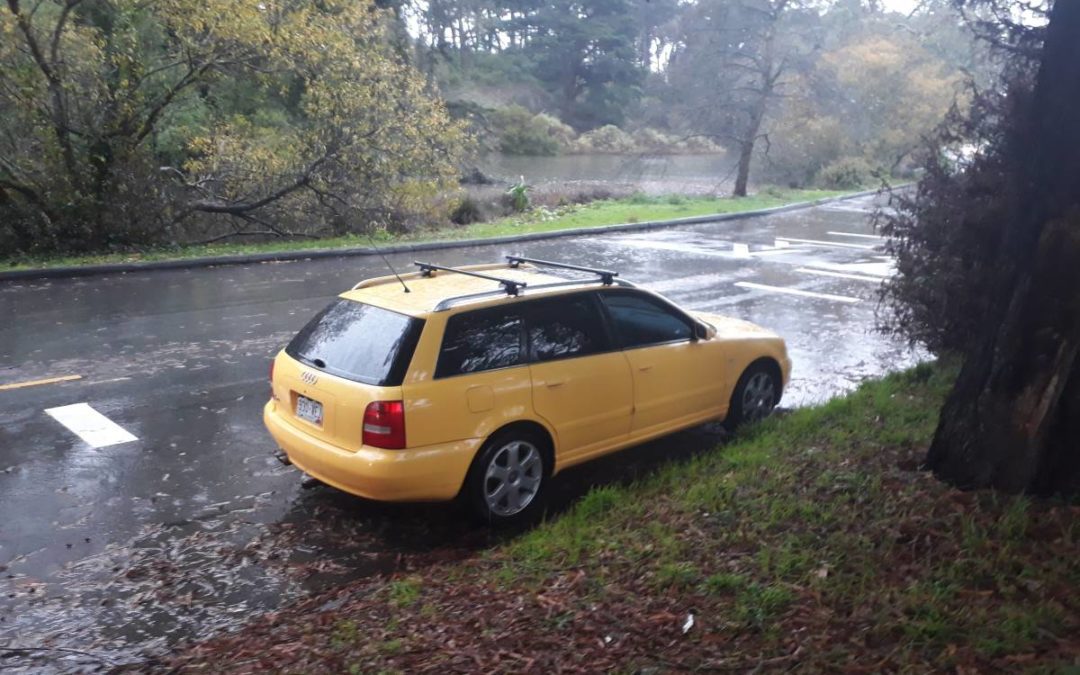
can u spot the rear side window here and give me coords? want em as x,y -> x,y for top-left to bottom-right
522,295 -> 610,362
601,292 -> 692,349
286,299 -> 424,386
436,307 -> 524,378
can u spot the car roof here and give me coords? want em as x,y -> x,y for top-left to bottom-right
339,263 -> 589,317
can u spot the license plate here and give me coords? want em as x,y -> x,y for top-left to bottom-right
295,395 -> 323,425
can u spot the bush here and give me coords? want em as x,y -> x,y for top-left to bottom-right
877,80 -> 1028,355
572,125 -> 636,154
493,106 -> 566,156
816,156 -> 880,190
632,127 -> 677,153
505,179 -> 530,212
450,196 -> 484,225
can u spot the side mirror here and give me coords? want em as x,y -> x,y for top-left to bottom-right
693,322 -> 715,341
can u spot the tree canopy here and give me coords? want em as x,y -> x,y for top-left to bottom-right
0,0 -> 466,254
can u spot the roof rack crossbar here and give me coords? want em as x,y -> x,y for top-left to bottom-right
506,256 -> 618,285
432,278 -> 637,312
414,261 -> 526,296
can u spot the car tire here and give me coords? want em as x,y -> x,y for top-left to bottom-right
724,361 -> 781,432
466,428 -> 548,526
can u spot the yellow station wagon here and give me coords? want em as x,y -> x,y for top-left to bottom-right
265,257 -> 791,524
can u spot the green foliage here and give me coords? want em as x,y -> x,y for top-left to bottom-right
817,156 -> 880,190
768,27 -> 963,184
450,196 -> 484,225
388,578 -> 421,607
492,106 -> 564,155
1,188 -> 844,270
505,179 -> 531,212
572,125 -> 636,154
0,0 -> 467,254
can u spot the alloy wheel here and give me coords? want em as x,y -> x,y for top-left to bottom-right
483,440 -> 543,517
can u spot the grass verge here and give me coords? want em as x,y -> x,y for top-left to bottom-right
3,188 -> 845,271
161,362 -> 1080,673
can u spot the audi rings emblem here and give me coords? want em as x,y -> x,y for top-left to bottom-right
301,371 -> 319,385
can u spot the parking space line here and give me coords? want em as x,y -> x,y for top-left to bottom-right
826,231 -> 885,240
734,281 -> 861,304
775,237 -> 877,250
806,261 -> 894,277
795,268 -> 885,283
45,402 -> 138,448
0,374 -> 83,391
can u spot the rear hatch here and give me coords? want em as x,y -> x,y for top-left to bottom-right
272,298 -> 425,451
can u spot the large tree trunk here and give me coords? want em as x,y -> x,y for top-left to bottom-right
733,139 -> 754,198
733,97 -> 767,198
925,0 -> 1080,494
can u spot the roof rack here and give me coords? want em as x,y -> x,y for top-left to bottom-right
506,256 -> 618,285
414,261 -> 527,296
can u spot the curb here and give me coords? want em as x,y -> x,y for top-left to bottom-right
0,186 -> 900,282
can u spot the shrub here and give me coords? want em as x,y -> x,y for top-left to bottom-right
449,196 -> 484,225
682,135 -> 721,153
505,179 -> 530,212
816,156 -> 880,190
532,113 -> 577,147
493,106 -> 566,156
572,125 -> 636,154
632,127 -> 678,153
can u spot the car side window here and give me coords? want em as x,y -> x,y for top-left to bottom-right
522,294 -> 610,363
436,308 -> 524,378
601,291 -> 692,349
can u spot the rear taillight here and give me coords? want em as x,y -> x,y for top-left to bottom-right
363,400 -> 406,449
270,359 -> 277,399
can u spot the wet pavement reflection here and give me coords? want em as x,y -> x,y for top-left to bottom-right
0,194 -> 922,671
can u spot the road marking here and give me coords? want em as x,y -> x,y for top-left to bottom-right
775,237 -> 877,250
0,375 -> 82,391
751,247 -> 801,257
82,377 -> 132,385
826,231 -> 885,240
45,403 -> 138,448
796,268 -> 885,283
734,281 -> 861,304
807,260 -> 894,277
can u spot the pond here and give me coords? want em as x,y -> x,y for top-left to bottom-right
478,152 -> 786,195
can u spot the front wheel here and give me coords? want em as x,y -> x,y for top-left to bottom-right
724,362 -> 780,432
466,429 -> 547,526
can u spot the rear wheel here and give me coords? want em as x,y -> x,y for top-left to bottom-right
724,362 -> 780,431
466,429 -> 547,526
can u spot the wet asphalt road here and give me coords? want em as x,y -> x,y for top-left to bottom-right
0,194 -> 921,669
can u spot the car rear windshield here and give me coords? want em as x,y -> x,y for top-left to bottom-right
285,299 -> 424,386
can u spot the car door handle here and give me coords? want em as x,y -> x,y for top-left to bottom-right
546,379 -> 565,388
638,365 -> 654,372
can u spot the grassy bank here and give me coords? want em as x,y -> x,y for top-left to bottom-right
3,188 -> 844,272
164,363 -> 1080,673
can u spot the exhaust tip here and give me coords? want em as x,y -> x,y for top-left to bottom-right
273,450 -> 292,466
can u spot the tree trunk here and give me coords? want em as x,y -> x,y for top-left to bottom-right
733,95 -> 768,198
733,139 -> 754,197
925,0 -> 1080,494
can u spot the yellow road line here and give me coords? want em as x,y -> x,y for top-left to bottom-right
0,374 -> 83,391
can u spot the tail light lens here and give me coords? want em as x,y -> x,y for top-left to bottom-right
270,359 -> 277,399
363,400 -> 406,449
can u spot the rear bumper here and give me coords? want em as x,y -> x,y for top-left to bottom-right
263,400 -> 480,502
